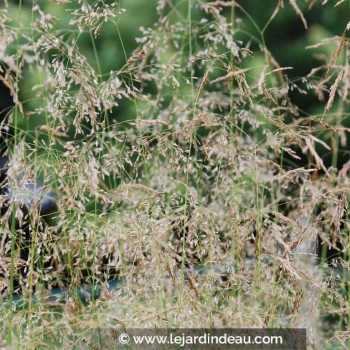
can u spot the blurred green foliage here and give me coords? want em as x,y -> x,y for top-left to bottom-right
5,0 -> 350,167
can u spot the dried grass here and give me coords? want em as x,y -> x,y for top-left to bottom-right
0,0 -> 349,349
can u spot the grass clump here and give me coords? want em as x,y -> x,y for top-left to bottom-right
0,0 -> 350,348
